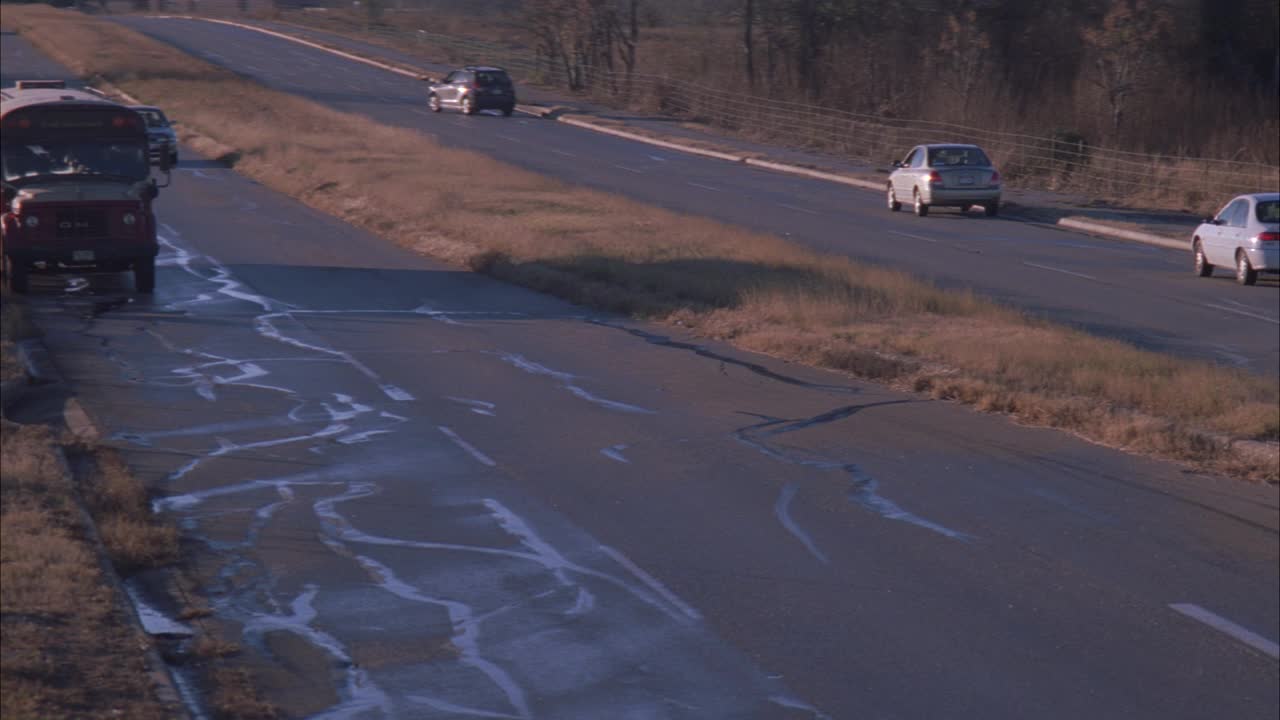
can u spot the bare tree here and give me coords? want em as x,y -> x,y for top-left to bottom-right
934,9 -> 991,123
1082,0 -> 1172,136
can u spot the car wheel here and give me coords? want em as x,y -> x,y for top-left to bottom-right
1235,251 -> 1257,286
984,202 -> 999,217
887,185 -> 901,212
913,189 -> 928,217
428,94 -> 442,112
461,95 -> 476,115
134,257 -> 156,294
1193,239 -> 1213,277
501,104 -> 514,117
3,254 -> 29,294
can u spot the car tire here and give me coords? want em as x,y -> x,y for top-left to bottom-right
913,189 -> 928,217
1235,251 -> 1258,286
501,104 -> 514,117
984,202 -> 999,217
428,94 -> 442,112
134,257 -> 156,294
461,95 -> 476,115
887,185 -> 901,212
3,255 -> 29,294
1193,239 -> 1213,277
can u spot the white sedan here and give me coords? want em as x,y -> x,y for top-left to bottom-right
1191,193 -> 1279,285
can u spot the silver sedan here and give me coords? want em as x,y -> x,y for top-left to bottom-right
1191,192 -> 1279,286
887,144 -> 1001,217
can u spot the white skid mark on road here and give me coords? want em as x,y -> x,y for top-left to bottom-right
612,164 -> 644,174
447,396 -> 497,416
775,483 -> 830,565
769,694 -> 834,720
1169,603 -> 1280,659
439,426 -> 497,467
777,202 -> 820,215
551,148 -> 578,158
686,181 -> 722,192
600,444 -> 630,463
500,353 -> 655,415
889,230 -> 939,243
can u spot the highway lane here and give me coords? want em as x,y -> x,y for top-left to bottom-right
6,32 -> 1280,720
115,16 -> 1280,377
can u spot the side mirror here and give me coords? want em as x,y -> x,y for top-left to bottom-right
1202,217 -> 1217,225
146,182 -> 159,200
158,145 -> 172,173
891,160 -> 902,168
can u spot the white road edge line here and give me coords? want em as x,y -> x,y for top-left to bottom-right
598,545 -> 702,622
1199,302 -> 1280,325
1169,604 -> 1279,659
1022,262 -> 1099,281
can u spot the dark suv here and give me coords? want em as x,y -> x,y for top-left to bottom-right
426,66 -> 516,116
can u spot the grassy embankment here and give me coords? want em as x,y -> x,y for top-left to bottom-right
1,294 -> 170,718
6,6 -> 1278,481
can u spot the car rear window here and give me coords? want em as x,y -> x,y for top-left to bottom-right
1257,200 -> 1279,224
475,71 -> 511,88
928,147 -> 991,167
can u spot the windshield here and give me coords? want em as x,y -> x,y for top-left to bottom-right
2,140 -> 148,183
1257,200 -> 1279,224
136,109 -> 169,129
928,147 -> 992,167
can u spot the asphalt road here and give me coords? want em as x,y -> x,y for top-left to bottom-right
112,16 -> 1280,378
5,30 -> 1280,720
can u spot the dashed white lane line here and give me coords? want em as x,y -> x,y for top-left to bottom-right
777,202 -> 820,215
890,230 -> 938,243
1022,262 -> 1099,281
437,426 -> 496,467
686,181 -> 722,192
1199,302 -> 1280,325
551,148 -> 577,158
496,134 -> 521,143
612,164 -> 645,174
409,108 -> 430,116
1169,604 -> 1279,659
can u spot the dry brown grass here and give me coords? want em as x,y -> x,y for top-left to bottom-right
7,6 -> 1277,480
0,420 -> 170,720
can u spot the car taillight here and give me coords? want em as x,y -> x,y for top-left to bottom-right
1257,232 -> 1279,243
990,171 -> 1001,184
928,171 -> 942,183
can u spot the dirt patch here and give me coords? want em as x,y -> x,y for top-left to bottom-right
7,5 -> 1276,485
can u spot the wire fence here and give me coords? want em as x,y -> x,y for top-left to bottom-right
98,0 -> 1280,205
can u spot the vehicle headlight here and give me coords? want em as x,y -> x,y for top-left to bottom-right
23,215 -> 39,228
122,212 -> 137,226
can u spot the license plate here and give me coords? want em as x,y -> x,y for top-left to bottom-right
72,250 -> 95,262
960,176 -> 975,185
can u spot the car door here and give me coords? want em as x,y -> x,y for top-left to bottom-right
437,71 -> 458,104
1210,199 -> 1247,265
893,148 -> 920,196
451,71 -> 473,105
1204,200 -> 1237,265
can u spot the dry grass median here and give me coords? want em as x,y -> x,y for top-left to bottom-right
6,6 -> 1277,480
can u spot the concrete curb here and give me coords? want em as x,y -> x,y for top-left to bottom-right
152,15 -> 1194,254
1055,218 -> 1186,251
557,115 -> 746,163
